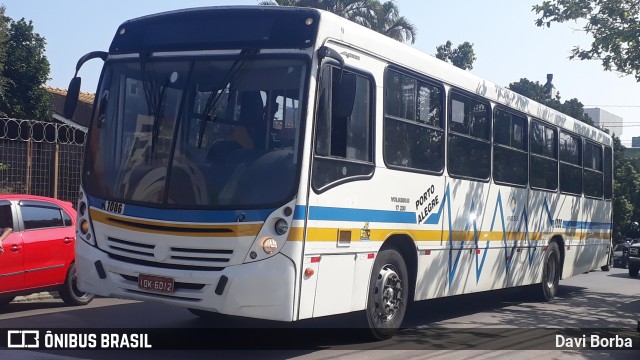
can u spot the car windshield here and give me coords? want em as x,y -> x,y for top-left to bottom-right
84,56 -> 306,209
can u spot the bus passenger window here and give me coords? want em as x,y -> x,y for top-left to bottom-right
583,141 -> 604,198
604,146 -> 613,200
530,120 -> 558,191
383,69 -> 444,173
447,92 -> 490,180
493,109 -> 528,186
559,131 -> 582,195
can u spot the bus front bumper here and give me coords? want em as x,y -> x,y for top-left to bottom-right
75,239 -> 297,321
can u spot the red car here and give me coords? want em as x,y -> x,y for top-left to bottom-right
0,194 -> 94,306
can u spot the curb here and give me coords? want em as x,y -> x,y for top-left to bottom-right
13,292 -> 59,303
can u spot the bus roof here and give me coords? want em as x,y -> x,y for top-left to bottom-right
109,5 -> 610,146
313,8 -> 612,146
110,6 -> 321,54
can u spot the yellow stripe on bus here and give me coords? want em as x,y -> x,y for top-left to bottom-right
288,227 -> 611,242
89,209 -> 262,237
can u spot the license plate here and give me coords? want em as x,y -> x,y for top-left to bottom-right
138,274 -> 175,293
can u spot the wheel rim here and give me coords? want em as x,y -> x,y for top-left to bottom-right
545,253 -> 557,288
373,264 -> 403,322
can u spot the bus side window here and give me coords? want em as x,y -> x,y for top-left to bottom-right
312,65 -> 374,192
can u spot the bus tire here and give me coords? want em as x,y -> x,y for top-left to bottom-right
59,263 -> 95,306
188,308 -> 227,321
365,247 -> 408,340
538,242 -> 561,302
601,248 -> 612,271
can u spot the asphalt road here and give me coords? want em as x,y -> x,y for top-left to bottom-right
0,266 -> 638,359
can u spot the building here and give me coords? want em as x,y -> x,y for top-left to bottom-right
584,107 -> 623,138
625,137 -> 640,159
46,86 -> 95,130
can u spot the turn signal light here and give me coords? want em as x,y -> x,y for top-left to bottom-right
80,220 -> 89,235
304,268 -> 314,277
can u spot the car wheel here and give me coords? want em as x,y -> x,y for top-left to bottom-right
0,295 -> 15,306
59,263 -> 95,306
365,247 -> 408,340
629,264 -> 639,278
537,242 -> 561,302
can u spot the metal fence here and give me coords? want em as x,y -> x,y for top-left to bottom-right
0,118 -> 87,206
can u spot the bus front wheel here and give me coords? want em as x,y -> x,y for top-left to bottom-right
365,247 -> 408,340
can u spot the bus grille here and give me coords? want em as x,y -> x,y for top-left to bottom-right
103,236 -> 234,268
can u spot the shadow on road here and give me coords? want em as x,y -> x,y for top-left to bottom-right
1,274 -> 638,359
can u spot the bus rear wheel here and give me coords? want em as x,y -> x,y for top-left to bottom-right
365,247 -> 408,340
538,242 -> 561,302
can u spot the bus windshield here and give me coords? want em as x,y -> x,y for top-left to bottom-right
84,55 -> 306,209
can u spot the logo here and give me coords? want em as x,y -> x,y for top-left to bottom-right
360,222 -> 371,241
7,330 -> 39,348
509,196 -> 517,214
507,195 -> 518,222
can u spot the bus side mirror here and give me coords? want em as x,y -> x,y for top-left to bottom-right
318,46 -> 344,68
64,77 -> 81,119
64,50 -> 108,119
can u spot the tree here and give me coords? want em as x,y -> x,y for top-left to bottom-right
435,40 -> 476,70
533,0 -> 640,81
259,0 -> 416,43
361,0 -> 416,44
0,6 -> 10,102
612,136 -> 640,240
0,17 -> 51,121
259,0 -> 371,21
508,78 -> 593,125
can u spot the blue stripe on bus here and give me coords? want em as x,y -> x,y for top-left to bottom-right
293,204 -> 611,231
87,195 -> 611,230
87,196 -> 274,223
563,221 -> 612,230
293,205 -> 416,223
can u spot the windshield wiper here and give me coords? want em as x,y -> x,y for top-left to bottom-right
150,79 -> 169,154
138,54 -> 164,155
197,48 -> 259,148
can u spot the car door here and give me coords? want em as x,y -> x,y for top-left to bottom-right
19,200 -> 71,289
0,200 -> 25,293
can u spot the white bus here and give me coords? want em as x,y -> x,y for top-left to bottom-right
66,6 -> 613,339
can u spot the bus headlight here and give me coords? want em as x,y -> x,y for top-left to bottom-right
262,237 -> 278,254
274,219 -> 289,235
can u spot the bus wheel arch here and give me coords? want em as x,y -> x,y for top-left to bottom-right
365,235 -> 416,340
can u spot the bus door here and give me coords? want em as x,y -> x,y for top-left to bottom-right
299,58 -> 377,319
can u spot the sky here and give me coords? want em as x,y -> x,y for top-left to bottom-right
3,0 -> 639,146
